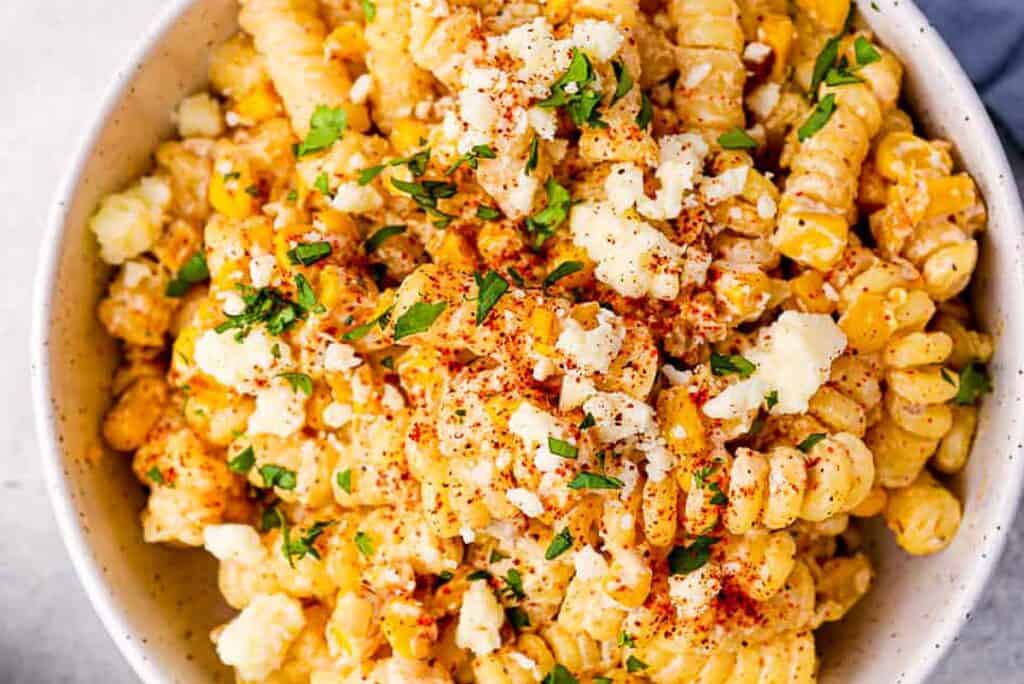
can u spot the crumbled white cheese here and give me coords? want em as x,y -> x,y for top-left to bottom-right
177,92 -> 224,138
509,401 -> 564,446
248,382 -> 308,437
331,181 -> 383,213
684,62 -> 713,89
661,364 -> 692,386
743,42 -> 773,63
122,261 -> 153,288
582,391 -> 657,445
570,201 -> 686,300
215,594 -> 305,682
322,402 -> 353,429
382,384 -> 405,411
89,176 -> 171,265
556,308 -> 625,375
606,134 -> 708,221
505,170 -> 540,217
757,194 -> 778,219
702,311 -> 848,420
349,74 -> 373,104
194,329 -> 292,392
455,580 -> 505,656
702,166 -> 750,204
570,19 -> 624,61
533,356 -> 557,381
324,342 -> 362,372
528,107 -> 558,141
249,253 -> 276,288
460,526 -> 477,544
508,652 -> 542,678
216,290 -> 247,317
203,524 -> 266,565
506,488 -> 545,517
747,82 -> 781,120
605,164 -> 646,215
467,460 -> 494,487
573,545 -> 608,581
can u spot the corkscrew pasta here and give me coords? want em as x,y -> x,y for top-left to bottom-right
90,0 -> 994,681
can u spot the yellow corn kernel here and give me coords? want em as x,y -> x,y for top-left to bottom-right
211,260 -> 246,291
774,212 -> 848,271
885,471 -> 961,555
923,174 -> 976,218
867,415 -> 939,488
658,386 -> 707,458
923,240 -> 978,302
809,385 -> 866,436
875,132 -> 951,183
714,268 -> 772,322
233,82 -> 281,123
758,14 -> 795,82
796,0 -> 851,32
389,118 -> 432,156
209,167 -> 257,219
325,21 -> 368,61
382,600 -> 435,660
849,485 -> 887,517
889,288 -> 935,333
433,231 -> 476,268
603,553 -> 652,608
317,268 -> 342,309
530,308 -> 558,353
887,366 -> 960,404
789,270 -> 836,314
885,392 -> 953,440
485,396 -> 520,430
544,0 -> 572,24
839,292 -> 892,353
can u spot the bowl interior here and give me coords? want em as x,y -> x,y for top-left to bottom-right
32,0 -> 1024,682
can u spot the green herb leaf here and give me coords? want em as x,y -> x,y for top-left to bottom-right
228,446 -> 255,474
507,267 -> 526,287
358,164 -> 385,185
626,656 -> 649,673
579,413 -> 596,430
611,59 -> 634,105
710,352 -> 757,378
394,301 -> 448,341
390,148 -> 432,177
361,0 -> 376,21
825,66 -> 863,86
294,274 -> 324,313
618,631 -> 636,648
474,270 -> 509,325
809,36 -> 841,97
354,531 -> 374,557
365,225 -> 407,252
380,355 -> 394,370
342,306 -> 393,341
636,91 -> 653,129
544,527 -> 574,560
709,483 -> 728,506
668,535 -> 719,574
547,437 -> 578,460
476,205 -> 501,220
797,433 -> 827,452
543,260 -> 583,288
489,549 -> 508,563
336,468 -> 352,493
259,464 -> 297,490
297,106 -> 348,157
542,664 -> 578,684
245,185 -> 261,197
283,520 -> 333,564
467,569 -> 493,581
941,368 -> 957,385
568,471 -> 625,490
261,506 -> 283,533
390,178 -> 457,216
764,390 -> 779,410
506,606 -> 531,629
717,127 -> 758,150
146,467 -> 164,485
435,571 -> 454,588
278,372 -> 313,396
526,178 -> 573,247
537,49 -> 606,128
525,136 -> 540,175
165,251 -> 210,297
854,36 -> 882,66
288,241 -> 333,266
446,144 -> 496,175
215,286 -> 307,337
314,172 -> 331,195
955,362 -> 992,405
798,93 -> 837,142
286,189 -> 299,202
501,569 -> 526,600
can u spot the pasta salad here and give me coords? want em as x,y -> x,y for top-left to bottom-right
91,0 -> 994,682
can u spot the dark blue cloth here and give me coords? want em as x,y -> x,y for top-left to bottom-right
918,0 -> 1024,148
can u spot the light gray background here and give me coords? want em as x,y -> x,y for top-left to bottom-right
2,1 -> 1022,682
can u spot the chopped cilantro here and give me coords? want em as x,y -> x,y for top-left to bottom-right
146,467 -> 164,485
365,224 -> 407,252
718,127 -> 758,150
579,413 -> 596,430
288,241 -> 332,266
710,352 -> 757,378
798,93 -> 837,141
474,270 -> 509,325
568,471 -> 625,490
626,656 -> 649,673
506,606 -> 531,629
501,568 -> 526,600
165,251 -> 210,298
393,301 -> 448,341
354,531 -> 374,557
526,178 -> 572,247
854,36 -> 882,66
543,260 -> 583,289
542,664 -> 577,684
668,535 -> 719,574
955,362 -> 992,405
797,433 -> 827,452
537,49 -> 607,128
259,464 -> 297,490
358,164 -> 385,185
544,527 -> 574,560
476,205 -> 501,220
525,136 -> 539,175
361,0 -> 376,21
228,446 -> 255,474
446,144 -> 496,175
636,92 -> 653,129
547,437 -> 578,460
296,106 -> 348,157
611,59 -> 634,105
336,468 -> 352,494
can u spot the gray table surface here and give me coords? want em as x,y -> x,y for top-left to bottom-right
2,1 -> 1022,682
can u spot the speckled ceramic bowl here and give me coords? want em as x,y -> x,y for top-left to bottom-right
30,0 -> 1024,682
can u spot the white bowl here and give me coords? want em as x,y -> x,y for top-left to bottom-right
30,0 -> 1024,682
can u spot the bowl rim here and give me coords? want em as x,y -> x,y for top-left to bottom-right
28,1 -> 1024,683
29,1 -> 201,682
